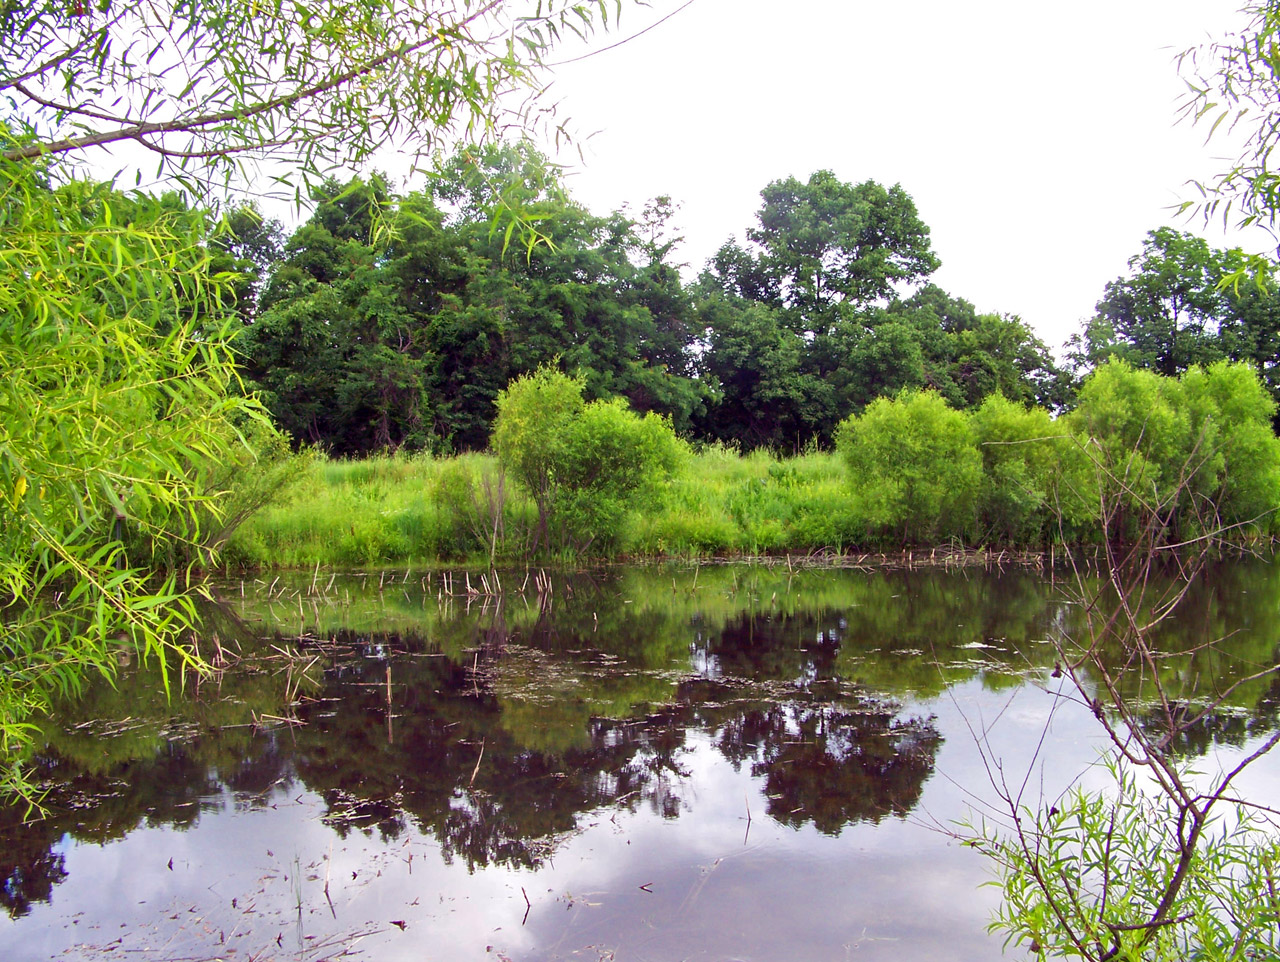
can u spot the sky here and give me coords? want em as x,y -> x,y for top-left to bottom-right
81,0 -> 1267,354
495,0 -> 1275,352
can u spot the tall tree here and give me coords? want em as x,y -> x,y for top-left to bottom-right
695,297 -> 830,449
207,205 -> 284,322
1068,228 -> 1280,414
245,151 -> 708,452
245,176 -> 435,453
748,171 -> 940,332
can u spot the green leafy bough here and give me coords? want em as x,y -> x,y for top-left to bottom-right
960,438 -> 1280,961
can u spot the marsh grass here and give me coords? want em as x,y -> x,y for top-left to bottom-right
227,446 -> 871,566
629,446 -> 863,556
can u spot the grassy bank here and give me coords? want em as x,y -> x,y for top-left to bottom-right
225,447 -> 866,568
223,365 -> 1280,569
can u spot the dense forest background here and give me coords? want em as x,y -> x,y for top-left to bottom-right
212,144 -> 1280,456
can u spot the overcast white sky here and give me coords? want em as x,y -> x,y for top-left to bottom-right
505,0 -> 1274,352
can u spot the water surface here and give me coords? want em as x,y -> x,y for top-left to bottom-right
4,563 -> 1279,961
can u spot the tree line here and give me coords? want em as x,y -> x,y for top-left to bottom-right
224,145 -> 1280,457
225,146 -> 1060,454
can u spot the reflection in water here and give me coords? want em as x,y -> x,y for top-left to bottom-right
1,561 -> 1278,961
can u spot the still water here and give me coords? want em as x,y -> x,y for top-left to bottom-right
3,563 -> 1279,961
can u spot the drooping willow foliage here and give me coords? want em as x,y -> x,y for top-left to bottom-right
0,153 -> 278,798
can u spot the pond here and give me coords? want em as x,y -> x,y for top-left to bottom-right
3,561 -> 1280,962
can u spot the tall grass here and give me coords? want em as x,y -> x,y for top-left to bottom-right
226,446 -> 868,567
628,445 -> 862,557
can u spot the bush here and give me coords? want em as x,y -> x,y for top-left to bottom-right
493,367 -> 684,553
970,394 -> 1091,544
1068,359 -> 1280,540
1180,361 -> 1280,534
836,389 -> 982,544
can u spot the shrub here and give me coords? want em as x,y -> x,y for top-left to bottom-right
1068,359 -> 1280,540
493,367 -> 684,554
971,394 -> 1085,544
836,389 -> 982,544
1179,361 -> 1280,534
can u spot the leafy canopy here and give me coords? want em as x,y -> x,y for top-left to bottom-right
0,0 -> 623,193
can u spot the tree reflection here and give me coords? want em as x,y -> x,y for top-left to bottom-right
3,561 -> 1279,920
698,689 -> 940,832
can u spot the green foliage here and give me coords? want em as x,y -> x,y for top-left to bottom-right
971,394 -> 1088,544
973,761 -> 1280,962
1068,359 -> 1280,539
0,0 -> 622,192
836,390 -> 983,543
696,177 -> 1064,447
226,451 -> 524,566
236,356 -> 1280,563
748,170 -> 941,322
248,161 -> 1069,456
244,175 -> 434,454
234,362 -> 1279,565
0,159 -> 274,797
1179,2 -> 1280,230
1180,361 -> 1280,531
695,297 -> 829,449
245,153 -> 707,455
491,366 -> 586,526
1067,229 -> 1280,419
493,367 -> 683,553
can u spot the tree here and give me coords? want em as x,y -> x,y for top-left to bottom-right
0,0 -> 620,192
822,319 -> 932,417
1067,228 -> 1280,418
207,204 -> 284,322
700,172 -> 939,344
492,367 -> 682,553
0,167 -> 270,798
1067,359 -> 1280,541
748,171 -> 940,331
696,184 -> 1052,447
244,151 -> 707,454
695,297 -> 830,450
970,394 -> 1086,544
1070,229 -> 1245,376
244,176 -> 436,453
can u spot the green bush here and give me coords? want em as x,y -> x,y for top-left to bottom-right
836,389 -> 983,543
1180,361 -> 1280,534
1068,359 -> 1280,539
493,367 -> 684,554
970,394 -> 1093,544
